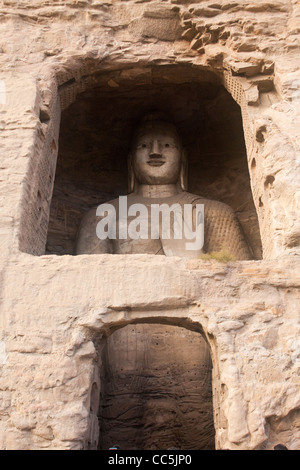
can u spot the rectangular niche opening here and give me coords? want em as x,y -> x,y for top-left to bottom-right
97,323 -> 215,451
21,68 -> 263,259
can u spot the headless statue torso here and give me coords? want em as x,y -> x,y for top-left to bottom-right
75,117 -> 252,260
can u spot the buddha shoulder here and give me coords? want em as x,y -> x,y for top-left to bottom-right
183,192 -> 236,217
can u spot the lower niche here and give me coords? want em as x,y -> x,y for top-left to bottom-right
98,324 -> 215,450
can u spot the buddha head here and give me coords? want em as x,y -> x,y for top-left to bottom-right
128,112 -> 188,193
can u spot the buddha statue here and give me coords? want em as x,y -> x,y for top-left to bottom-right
75,113 -> 251,260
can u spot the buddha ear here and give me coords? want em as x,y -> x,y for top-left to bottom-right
180,148 -> 188,191
127,152 -> 135,193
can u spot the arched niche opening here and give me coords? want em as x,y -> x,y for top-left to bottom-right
97,323 -> 215,451
43,64 -> 262,259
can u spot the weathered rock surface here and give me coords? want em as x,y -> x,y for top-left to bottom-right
0,0 -> 299,451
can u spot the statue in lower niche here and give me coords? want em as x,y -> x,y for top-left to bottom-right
75,113 -> 251,260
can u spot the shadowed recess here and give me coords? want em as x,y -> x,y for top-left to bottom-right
98,324 -> 215,450
46,76 -> 262,258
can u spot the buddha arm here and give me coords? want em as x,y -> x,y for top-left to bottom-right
203,200 -> 252,260
75,208 -> 113,255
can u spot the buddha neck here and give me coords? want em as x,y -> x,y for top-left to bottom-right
134,184 -> 180,199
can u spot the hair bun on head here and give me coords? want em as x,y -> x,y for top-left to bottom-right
140,111 -> 172,124
133,111 -> 181,145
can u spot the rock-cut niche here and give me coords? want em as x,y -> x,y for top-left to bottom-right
46,73 -> 262,259
98,324 -> 215,451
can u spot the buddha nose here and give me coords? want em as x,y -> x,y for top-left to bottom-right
150,140 -> 161,158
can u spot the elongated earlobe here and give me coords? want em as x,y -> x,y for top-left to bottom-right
180,148 -> 188,191
128,152 -> 135,193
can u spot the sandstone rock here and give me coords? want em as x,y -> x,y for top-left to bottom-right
224,59 -> 261,77
244,84 -> 260,106
0,0 -> 299,453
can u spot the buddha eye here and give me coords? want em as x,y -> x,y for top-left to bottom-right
141,143 -> 147,148
165,143 -> 170,148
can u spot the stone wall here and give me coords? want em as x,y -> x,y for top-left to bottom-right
0,0 -> 299,450
0,255 -> 299,450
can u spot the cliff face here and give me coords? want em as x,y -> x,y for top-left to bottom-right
0,0 -> 298,260
0,0 -> 299,451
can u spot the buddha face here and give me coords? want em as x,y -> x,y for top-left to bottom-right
131,123 -> 182,186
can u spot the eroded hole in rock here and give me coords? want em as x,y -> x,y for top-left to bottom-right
98,324 -> 215,450
264,174 -> 275,188
45,73 -> 262,259
39,107 -> 50,124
